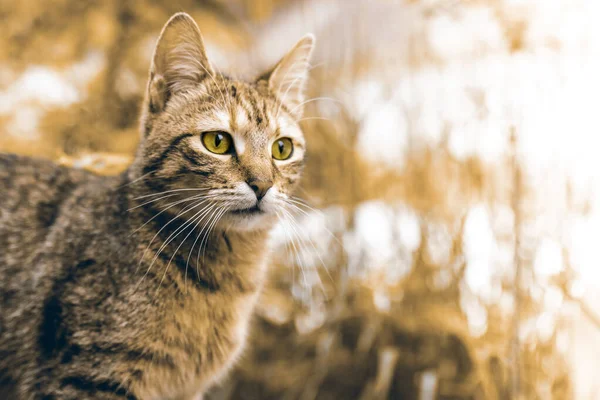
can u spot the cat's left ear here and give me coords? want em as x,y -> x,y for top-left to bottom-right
259,34 -> 315,119
146,12 -> 214,114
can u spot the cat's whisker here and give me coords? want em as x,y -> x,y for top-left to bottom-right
157,201 -> 221,291
272,54 -> 313,120
199,206 -> 223,263
184,203 -> 220,293
119,170 -> 157,188
135,203 -> 204,288
275,73 -> 306,120
130,193 -> 219,235
195,204 -> 223,281
308,61 -> 326,71
282,204 -> 334,286
199,202 -> 232,265
128,192 -> 205,212
197,90 -> 222,106
274,57 -> 313,102
287,197 -> 344,248
275,211 -> 298,289
278,60 -> 325,120
133,188 -> 211,201
194,58 -> 229,111
295,116 -> 332,124
275,212 -> 297,290
288,96 -> 342,116
189,202 -> 223,290
276,210 -> 310,295
191,203 -> 229,276
279,207 -> 327,294
134,198 -> 214,281
143,201 -> 218,289
275,64 -> 312,114
287,197 -> 324,213
124,170 -> 209,190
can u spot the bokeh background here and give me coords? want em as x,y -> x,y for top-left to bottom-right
2,0 -> 600,398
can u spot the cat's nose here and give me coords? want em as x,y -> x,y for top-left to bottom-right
247,179 -> 273,201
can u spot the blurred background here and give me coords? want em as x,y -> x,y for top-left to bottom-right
2,0 -> 600,398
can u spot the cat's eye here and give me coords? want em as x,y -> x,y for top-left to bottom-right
202,131 -> 233,155
272,138 -> 293,160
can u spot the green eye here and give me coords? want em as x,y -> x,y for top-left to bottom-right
272,138 -> 293,160
202,131 -> 233,154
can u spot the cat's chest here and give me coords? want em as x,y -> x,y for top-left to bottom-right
134,291 -> 259,400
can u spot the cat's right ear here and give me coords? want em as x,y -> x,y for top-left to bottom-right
146,12 -> 214,114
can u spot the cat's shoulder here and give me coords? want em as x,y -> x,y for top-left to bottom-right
0,152 -> 97,216
0,152 -> 92,187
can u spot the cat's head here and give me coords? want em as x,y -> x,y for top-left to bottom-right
136,13 -> 314,231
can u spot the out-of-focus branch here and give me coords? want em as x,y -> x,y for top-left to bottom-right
557,250 -> 600,332
102,0 -> 133,128
448,216 -> 467,291
510,127 -> 522,398
358,347 -> 400,400
564,292 -> 600,331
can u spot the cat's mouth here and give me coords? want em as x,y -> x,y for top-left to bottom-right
230,205 -> 263,216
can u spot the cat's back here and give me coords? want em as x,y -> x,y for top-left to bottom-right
0,153 -> 90,269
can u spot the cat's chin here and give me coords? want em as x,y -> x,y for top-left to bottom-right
218,210 -> 277,232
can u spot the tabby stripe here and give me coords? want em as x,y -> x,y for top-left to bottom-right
39,259 -> 97,359
254,93 -> 266,126
60,376 -> 136,400
246,92 -> 262,126
142,133 -> 194,177
0,153 -> 17,189
157,247 -> 219,292
139,202 -> 219,292
270,159 -> 283,179
229,106 -> 239,132
222,231 -> 233,252
114,173 -> 131,230
238,96 -> 255,124
179,148 -> 213,174
88,344 -> 156,363
262,100 -> 270,127
37,175 -> 77,228
283,160 -> 304,170
141,200 -> 207,244
141,202 -> 177,239
276,97 -> 293,117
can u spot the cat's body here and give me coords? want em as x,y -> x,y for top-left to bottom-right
0,154 -> 266,399
0,13 -> 314,399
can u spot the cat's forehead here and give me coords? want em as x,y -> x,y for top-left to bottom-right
183,78 -> 305,151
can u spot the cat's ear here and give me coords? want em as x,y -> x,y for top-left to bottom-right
260,34 -> 315,118
147,12 -> 214,113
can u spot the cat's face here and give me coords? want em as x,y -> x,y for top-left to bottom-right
137,13 -> 314,231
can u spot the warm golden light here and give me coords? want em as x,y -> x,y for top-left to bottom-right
1,1 -> 599,399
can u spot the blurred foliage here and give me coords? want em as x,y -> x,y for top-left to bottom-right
0,0 -> 580,399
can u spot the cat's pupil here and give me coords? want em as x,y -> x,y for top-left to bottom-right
278,140 -> 284,154
215,134 -> 223,148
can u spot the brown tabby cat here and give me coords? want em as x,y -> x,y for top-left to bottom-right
0,13 -> 314,399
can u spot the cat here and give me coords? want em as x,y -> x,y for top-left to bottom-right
0,12 -> 314,400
